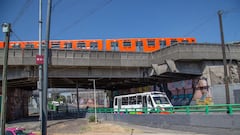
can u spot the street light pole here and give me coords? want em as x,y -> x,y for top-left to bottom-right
218,10 -> 230,104
93,79 -> 97,123
88,79 -> 97,123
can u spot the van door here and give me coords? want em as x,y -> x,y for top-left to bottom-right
117,98 -> 122,110
147,96 -> 154,109
143,96 -> 147,108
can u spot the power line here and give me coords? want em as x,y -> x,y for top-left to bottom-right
12,31 -> 23,41
52,0 -> 64,11
53,0 -> 112,38
12,0 -> 34,26
184,13 -> 215,37
184,7 -> 240,37
224,7 -> 240,14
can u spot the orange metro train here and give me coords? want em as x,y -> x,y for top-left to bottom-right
0,37 -> 196,52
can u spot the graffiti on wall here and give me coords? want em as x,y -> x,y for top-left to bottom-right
168,80 -> 193,106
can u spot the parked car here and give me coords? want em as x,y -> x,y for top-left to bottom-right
5,127 -> 35,135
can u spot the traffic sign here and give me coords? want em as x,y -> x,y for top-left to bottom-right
36,55 -> 44,64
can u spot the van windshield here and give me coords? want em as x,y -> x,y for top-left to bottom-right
153,97 -> 170,104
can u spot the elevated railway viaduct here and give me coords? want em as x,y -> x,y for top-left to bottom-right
1,43 -> 240,120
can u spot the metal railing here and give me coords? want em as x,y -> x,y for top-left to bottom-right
86,104 -> 240,115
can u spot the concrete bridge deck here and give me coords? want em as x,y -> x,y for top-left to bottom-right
1,43 -> 240,89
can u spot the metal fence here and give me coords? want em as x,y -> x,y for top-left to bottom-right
87,104 -> 240,115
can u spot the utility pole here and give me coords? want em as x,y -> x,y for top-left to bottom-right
1,23 -> 11,135
38,0 -> 43,122
218,10 -> 230,104
42,0 -> 52,135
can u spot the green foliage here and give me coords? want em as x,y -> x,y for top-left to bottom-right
88,115 -> 95,122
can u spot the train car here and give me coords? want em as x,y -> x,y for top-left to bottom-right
106,37 -> 196,52
0,39 -> 104,50
44,39 -> 104,50
0,41 -> 39,49
0,37 -> 196,52
0,41 -> 4,48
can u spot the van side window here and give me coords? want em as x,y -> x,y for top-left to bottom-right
122,97 -> 128,105
129,96 -> 136,105
137,95 -> 142,104
114,98 -> 117,106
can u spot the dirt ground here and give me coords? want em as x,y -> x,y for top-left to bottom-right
7,118 -> 240,135
46,119 -> 142,135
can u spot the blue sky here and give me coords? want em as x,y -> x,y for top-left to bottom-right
0,0 -> 239,43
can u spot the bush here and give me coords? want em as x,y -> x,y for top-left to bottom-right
88,115 -> 95,122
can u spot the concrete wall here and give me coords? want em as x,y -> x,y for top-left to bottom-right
87,113 -> 240,129
0,88 -> 32,121
211,83 -> 240,104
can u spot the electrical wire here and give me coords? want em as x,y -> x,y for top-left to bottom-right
184,7 -> 240,37
183,13 -> 215,37
223,7 -> 240,15
12,31 -> 23,41
52,0 -> 64,12
53,0 -> 112,37
12,0 -> 33,26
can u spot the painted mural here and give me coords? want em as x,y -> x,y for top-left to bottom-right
168,78 -> 213,106
168,80 -> 193,106
113,78 -> 214,106
192,78 -> 213,105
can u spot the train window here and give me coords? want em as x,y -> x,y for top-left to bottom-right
77,42 -> 86,49
136,41 -> 143,52
12,44 -> 20,49
90,42 -> 98,50
170,39 -> 178,45
123,41 -> 131,47
122,97 -> 128,105
64,43 -> 72,49
25,44 -> 34,49
147,40 -> 155,46
137,95 -> 142,104
51,43 -> 60,49
160,40 -> 166,48
182,40 -> 188,43
111,42 -> 118,51
42,44 -> 46,49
